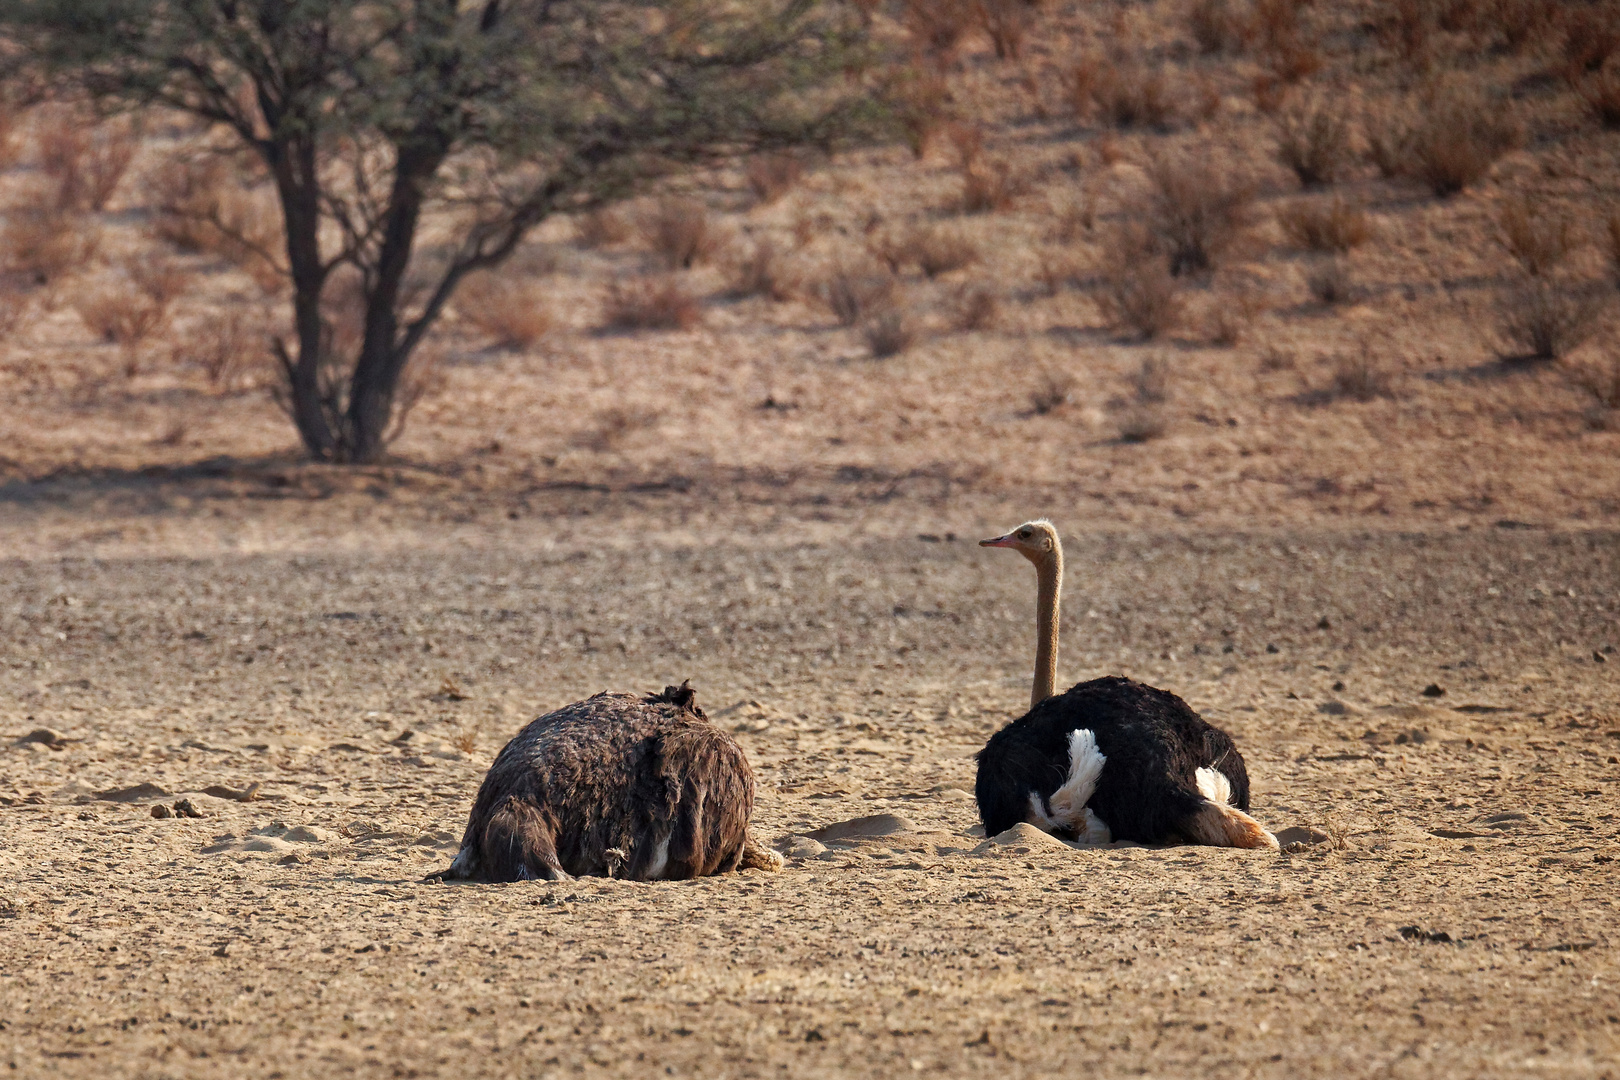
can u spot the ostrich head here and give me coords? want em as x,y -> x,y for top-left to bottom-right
979,519 -> 1059,565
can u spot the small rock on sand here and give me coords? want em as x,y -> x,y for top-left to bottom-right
12,728 -> 73,751
779,836 -> 828,859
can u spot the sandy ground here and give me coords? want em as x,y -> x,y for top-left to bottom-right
3,515 -> 1617,1079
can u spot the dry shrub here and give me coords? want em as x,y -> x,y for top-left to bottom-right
1144,153 -> 1252,276
746,154 -> 804,206
127,255 -> 194,309
0,102 -> 19,173
1100,229 -> 1182,340
1067,55 -> 1179,129
1567,351 -> 1620,428
1372,83 -> 1519,197
1495,275 -> 1604,361
1255,0 -> 1323,83
732,239 -> 795,301
820,265 -> 896,326
1273,91 -> 1353,187
1478,0 -> 1557,52
979,0 -> 1036,59
0,285 -> 31,338
1327,345 -> 1393,401
888,65 -> 953,158
1118,357 -> 1171,441
1035,251 -> 1083,296
1118,406 -> 1167,442
960,156 -> 1021,213
176,309 -> 267,387
1132,354 -> 1171,403
1377,0 -> 1435,70
904,0 -> 979,65
908,225 -> 978,277
455,273 -> 553,349
1189,0 -> 1253,54
952,284 -> 999,331
148,156 -> 284,291
1207,288 -> 1265,346
1559,6 -> 1620,84
1277,195 -> 1371,253
864,309 -> 915,358
2,207 -> 100,284
1580,65 -> 1620,128
602,275 -> 702,332
644,198 -> 720,271
37,116 -> 139,212
575,207 -> 630,248
74,279 -> 173,365
1028,369 -> 1073,414
1306,257 -> 1353,305
1496,194 -> 1573,276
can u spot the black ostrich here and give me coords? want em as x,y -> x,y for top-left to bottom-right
974,521 -> 1277,850
440,682 -> 782,882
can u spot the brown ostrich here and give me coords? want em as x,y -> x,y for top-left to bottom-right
974,520 -> 1278,850
439,682 -> 782,882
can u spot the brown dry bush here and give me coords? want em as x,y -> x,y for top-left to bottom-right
1118,356 -> 1172,441
908,225 -> 978,278
732,239 -> 795,301
1478,0 -> 1558,52
1188,0 -> 1253,54
148,156 -> 284,291
1144,153 -> 1252,276
1327,344 -> 1393,401
0,285 -> 31,338
1306,257 -> 1353,305
644,198 -> 721,271
820,265 -> 896,326
602,275 -> 702,332
2,207 -> 100,284
575,207 -> 630,248
1100,238 -> 1182,339
1132,354 -> 1172,403
74,280 -> 173,365
1580,65 -> 1620,128
176,309 -> 267,388
952,284 -> 999,331
746,154 -> 805,206
39,118 -> 139,213
1567,351 -> 1620,428
1028,369 -> 1072,414
1496,194 -> 1573,276
575,407 -> 662,452
904,0 -> 979,65
1278,195 -> 1371,252
1207,288 -> 1265,346
864,309 -> 915,358
979,0 -> 1035,60
1495,275 -> 1605,361
455,274 -> 553,349
960,156 -> 1021,213
1374,83 -> 1519,197
1559,6 -> 1620,84
1273,91 -> 1353,187
889,65 -> 953,158
1067,56 -> 1179,129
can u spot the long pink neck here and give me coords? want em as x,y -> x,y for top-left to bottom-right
1031,543 -> 1062,710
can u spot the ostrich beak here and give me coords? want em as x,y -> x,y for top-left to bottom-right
979,533 -> 1018,548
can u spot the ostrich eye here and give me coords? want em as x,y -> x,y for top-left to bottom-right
1017,530 -> 1031,539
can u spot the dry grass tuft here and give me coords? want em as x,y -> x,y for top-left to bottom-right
1559,7 -> 1620,84
910,225 -> 979,278
1306,257 -> 1353,305
1579,65 -> 1620,128
1207,288 -> 1265,346
456,274 -> 553,350
1566,351 -> 1620,428
576,406 -> 662,452
1144,153 -> 1252,276
732,239 -> 795,301
174,309 -> 267,388
863,309 -> 915,358
952,284 -> 999,331
74,277 -> 174,371
979,0 -> 1035,60
1100,227 -> 1182,339
0,284 -> 32,338
958,148 -> 1021,214
1495,275 -> 1604,361
1273,91 -> 1353,187
1028,369 -> 1073,415
1496,194 -> 1573,277
148,157 -> 284,292
903,0 -> 979,66
1278,194 -> 1372,253
1369,83 -> 1519,197
820,265 -> 896,327
1188,0 -> 1253,54
575,207 -> 630,248
602,276 -> 702,332
1067,55 -> 1179,129
644,198 -> 721,271
746,154 -> 805,206
39,117 -> 139,213
3,206 -> 100,284
1326,345 -> 1393,402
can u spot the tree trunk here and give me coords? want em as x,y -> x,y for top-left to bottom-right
269,133 -> 339,461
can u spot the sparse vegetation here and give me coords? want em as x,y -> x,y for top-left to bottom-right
821,266 -> 896,327
1101,228 -> 1182,339
1567,351 -> 1620,429
746,154 -> 805,205
1326,345 -> 1393,402
1278,195 -> 1371,253
1067,55 -> 1179,129
174,309 -> 267,388
952,285 -> 999,331
603,276 -> 703,332
3,205 -> 100,284
1495,276 -> 1604,361
1306,257 -> 1352,305
1496,194 -> 1574,277
732,239 -> 795,301
456,274 -> 553,350
1144,153 -> 1252,276
1028,369 -> 1073,415
863,309 -> 915,358
646,199 -> 722,271
575,207 -> 630,249
909,226 -> 978,278
1371,82 -> 1519,197
1188,0 -> 1253,55
1273,91 -> 1353,188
